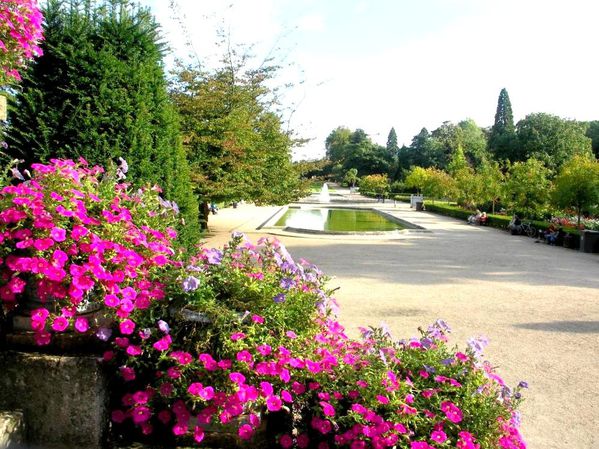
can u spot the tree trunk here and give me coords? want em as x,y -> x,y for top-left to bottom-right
200,201 -> 210,231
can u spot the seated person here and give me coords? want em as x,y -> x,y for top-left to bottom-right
479,212 -> 488,225
468,209 -> 482,224
544,224 -> 558,244
508,214 -> 522,234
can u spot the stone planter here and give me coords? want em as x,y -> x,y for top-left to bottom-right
580,230 -> 599,253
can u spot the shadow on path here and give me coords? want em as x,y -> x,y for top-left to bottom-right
514,320 -> 599,333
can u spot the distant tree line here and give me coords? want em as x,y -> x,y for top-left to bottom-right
309,88 -> 599,222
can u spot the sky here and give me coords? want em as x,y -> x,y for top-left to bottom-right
140,0 -> 599,160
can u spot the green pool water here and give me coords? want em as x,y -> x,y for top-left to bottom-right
275,208 -> 406,232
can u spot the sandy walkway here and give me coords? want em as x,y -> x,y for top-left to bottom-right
202,194 -> 599,449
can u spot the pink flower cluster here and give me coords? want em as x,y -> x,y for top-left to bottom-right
0,0 -> 44,82
110,312 -> 526,449
0,159 -> 176,345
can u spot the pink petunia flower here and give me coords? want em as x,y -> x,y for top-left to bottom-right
431,430 -> 448,443
74,317 -> 89,333
51,316 -> 69,332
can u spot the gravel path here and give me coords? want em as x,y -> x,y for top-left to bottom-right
203,195 -> 599,449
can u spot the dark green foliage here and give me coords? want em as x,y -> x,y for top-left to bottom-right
489,88 -> 517,162
5,0 -> 200,248
516,113 -> 592,171
325,127 -> 352,164
386,127 -> 399,158
323,127 -> 393,178
586,120 -> 599,158
400,127 -> 436,169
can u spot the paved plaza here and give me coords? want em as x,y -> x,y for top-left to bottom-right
203,190 -> 599,449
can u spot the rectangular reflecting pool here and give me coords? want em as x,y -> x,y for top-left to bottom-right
275,208 -> 406,232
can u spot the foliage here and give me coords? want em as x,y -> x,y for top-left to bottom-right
386,127 -> 399,158
325,127 -> 352,164
457,119 -> 490,168
171,55 -> 304,209
502,158 -> 551,219
4,0 -> 199,247
324,127 -> 393,177
552,154 -> 599,227
516,113 -> 592,171
343,168 -> 358,188
0,0 -> 44,84
585,121 -> 599,159
404,167 -> 429,194
359,173 -> 390,196
477,160 -> 505,214
399,128 -> 436,170
488,88 -> 516,162
422,168 -> 455,201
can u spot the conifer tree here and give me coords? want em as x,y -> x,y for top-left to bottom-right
489,88 -> 517,162
5,0 -> 199,247
386,127 -> 399,158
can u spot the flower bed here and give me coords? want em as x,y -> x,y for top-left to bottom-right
0,159 -> 526,449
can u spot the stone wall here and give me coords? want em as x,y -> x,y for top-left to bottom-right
0,351 -> 109,449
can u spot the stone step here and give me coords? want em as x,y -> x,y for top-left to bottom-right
0,410 -> 24,449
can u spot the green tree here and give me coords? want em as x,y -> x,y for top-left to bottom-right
171,50 -> 303,214
422,167 -> 455,202
359,173 -> 389,197
386,127 -> 399,158
5,0 -> 199,246
503,158 -> 551,218
552,154 -> 599,227
404,166 -> 429,194
477,159 -> 505,213
516,113 -> 592,171
488,88 -> 517,162
458,119 -> 489,167
586,120 -> 599,159
430,121 -> 462,169
325,126 -> 352,163
344,168 -> 359,188
402,127 -> 435,169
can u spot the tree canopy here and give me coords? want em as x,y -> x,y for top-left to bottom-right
170,48 -> 304,209
4,0 -> 199,246
552,154 -> 599,227
516,113 -> 592,171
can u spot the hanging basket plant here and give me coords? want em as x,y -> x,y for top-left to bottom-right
0,0 -> 44,84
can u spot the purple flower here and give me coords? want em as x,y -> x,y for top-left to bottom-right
157,320 -> 170,334
182,275 -> 200,292
96,327 -> 112,341
205,248 -> 222,265
379,321 -> 391,338
467,335 -> 489,359
280,278 -> 295,290
273,293 -> 286,303
441,358 -> 454,366
231,231 -> 245,239
518,381 -> 529,389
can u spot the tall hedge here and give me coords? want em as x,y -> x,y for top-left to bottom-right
5,0 -> 199,248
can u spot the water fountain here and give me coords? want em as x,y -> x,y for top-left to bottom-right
318,182 -> 330,203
